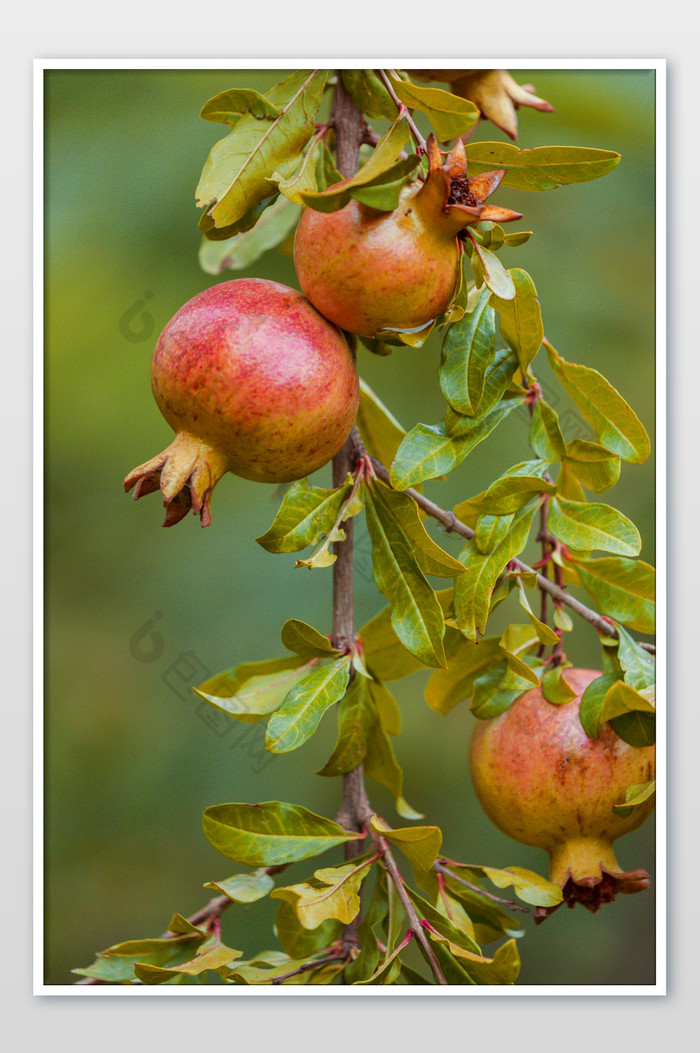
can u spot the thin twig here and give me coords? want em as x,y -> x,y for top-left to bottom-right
366,453 -> 656,655
271,953 -> 344,985
73,867 -> 287,986
434,861 -> 544,918
375,69 -> 427,153
377,837 -> 448,984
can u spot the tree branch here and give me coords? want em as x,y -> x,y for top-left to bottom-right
378,837 -> 448,984
331,74 -> 372,962
366,453 -> 655,655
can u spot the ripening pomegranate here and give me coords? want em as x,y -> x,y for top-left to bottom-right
124,279 -> 359,527
469,669 -> 655,912
293,137 -> 521,340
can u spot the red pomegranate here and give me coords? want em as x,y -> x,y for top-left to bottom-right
293,138 -> 521,340
124,279 -> 359,527
469,669 -> 655,912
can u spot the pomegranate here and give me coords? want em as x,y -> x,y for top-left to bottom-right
469,669 -> 655,912
293,137 -> 521,340
124,279 -> 359,527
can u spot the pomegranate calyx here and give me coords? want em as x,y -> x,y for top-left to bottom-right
418,134 -> 521,236
125,433 -> 227,528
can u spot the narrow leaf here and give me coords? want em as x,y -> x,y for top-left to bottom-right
491,269 -> 543,374
546,342 -> 650,464
466,142 -> 621,191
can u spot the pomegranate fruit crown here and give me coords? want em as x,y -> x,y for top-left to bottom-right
421,133 -> 522,234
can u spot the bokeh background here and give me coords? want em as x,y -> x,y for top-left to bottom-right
44,66 -> 656,986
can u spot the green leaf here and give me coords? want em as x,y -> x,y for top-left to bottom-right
195,655 -> 310,723
364,716 -> 423,820
390,398 -> 524,490
613,780 -> 656,818
569,555 -> 655,634
370,679 -> 402,736
609,708 -> 656,747
256,476 -> 356,555
549,495 -> 641,557
202,800 -> 362,866
426,932 -> 521,985
272,857 -> 374,929
472,472 -> 554,516
444,349 -> 520,436
359,605 -> 427,682
439,287 -> 496,416
515,580 -> 560,645
578,673 -> 621,739
530,399 -> 566,461
442,879 -> 525,944
600,679 -> 655,724
470,659 -> 530,719
134,943 -> 243,984
340,69 -> 397,119
345,872 -> 389,983
454,864 -> 563,908
425,635 -> 503,715
469,242 -> 515,300
196,70 -> 328,228
388,72 -> 479,140
280,619 -> 339,659
199,196 -> 300,274
474,512 -> 515,555
365,486 -> 447,668
316,675 -> 375,777
453,503 -> 538,639
357,378 -> 407,467
370,816 -> 442,871
504,230 -> 533,247
274,133 -> 327,204
615,624 -> 656,689
490,269 -> 543,375
465,142 -> 621,191
540,664 -> 578,705
266,658 -> 351,754
405,887 -> 481,955
499,624 -> 542,685
204,869 -> 275,903
200,87 -> 281,124
298,116 -> 414,212
73,931 -> 205,983
369,479 -> 465,577
545,342 -> 650,464
563,439 -> 621,493
274,899 -> 342,960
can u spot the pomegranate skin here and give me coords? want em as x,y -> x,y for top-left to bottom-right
469,669 -> 655,911
125,278 -> 359,526
294,189 -> 462,340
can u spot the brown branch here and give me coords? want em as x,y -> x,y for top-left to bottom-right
376,835 -> 448,984
376,69 -> 427,152
271,952 -> 344,985
331,74 -> 373,963
366,454 -> 656,655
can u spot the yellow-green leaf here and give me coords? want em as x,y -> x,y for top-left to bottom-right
546,342 -> 650,464
466,142 -> 621,191
370,816 -> 442,870
202,800 -> 362,866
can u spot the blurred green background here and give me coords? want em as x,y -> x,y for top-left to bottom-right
44,67 -> 657,986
